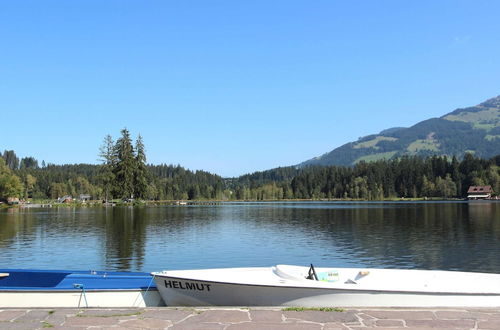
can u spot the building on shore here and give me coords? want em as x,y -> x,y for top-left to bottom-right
7,197 -> 20,205
79,194 -> 92,202
467,186 -> 494,200
57,195 -> 73,203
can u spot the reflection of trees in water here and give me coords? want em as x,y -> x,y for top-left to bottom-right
0,208 -> 39,248
240,203 -> 500,272
463,202 -> 500,271
1,203 -> 500,273
100,206 -> 213,271
349,204 -> 496,271
102,207 -> 148,271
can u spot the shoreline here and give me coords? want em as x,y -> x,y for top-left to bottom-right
3,197 -> 480,209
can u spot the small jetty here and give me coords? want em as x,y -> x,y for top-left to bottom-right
20,203 -> 53,208
173,201 -> 223,206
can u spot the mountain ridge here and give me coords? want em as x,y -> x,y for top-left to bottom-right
301,95 -> 500,167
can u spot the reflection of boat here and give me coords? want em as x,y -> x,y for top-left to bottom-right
152,264 -> 500,307
0,269 -> 164,307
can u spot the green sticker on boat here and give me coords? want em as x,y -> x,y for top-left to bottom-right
317,271 -> 339,282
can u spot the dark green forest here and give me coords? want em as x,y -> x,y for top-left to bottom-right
1,129 -> 499,202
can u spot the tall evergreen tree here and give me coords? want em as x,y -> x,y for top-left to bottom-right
134,134 -> 149,199
99,134 -> 116,202
113,128 -> 136,199
2,150 -> 19,170
20,157 -> 39,169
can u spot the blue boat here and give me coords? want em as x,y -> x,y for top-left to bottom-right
0,269 -> 165,307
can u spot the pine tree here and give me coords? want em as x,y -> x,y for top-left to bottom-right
113,128 -> 136,199
134,134 -> 149,199
99,134 -> 116,202
2,150 -> 19,170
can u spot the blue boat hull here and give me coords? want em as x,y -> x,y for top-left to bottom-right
0,269 -> 165,307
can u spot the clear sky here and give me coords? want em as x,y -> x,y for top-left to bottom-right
1,1 -> 499,177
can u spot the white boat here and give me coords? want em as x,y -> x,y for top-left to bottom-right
0,269 -> 165,308
152,264 -> 500,307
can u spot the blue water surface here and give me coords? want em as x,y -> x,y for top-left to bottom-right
1,201 -> 499,273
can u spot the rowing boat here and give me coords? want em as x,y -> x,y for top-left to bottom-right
0,269 -> 165,307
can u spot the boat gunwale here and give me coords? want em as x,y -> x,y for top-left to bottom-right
0,288 -> 159,292
153,274 -> 500,296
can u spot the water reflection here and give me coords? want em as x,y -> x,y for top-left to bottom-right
0,202 -> 499,273
100,207 -> 147,270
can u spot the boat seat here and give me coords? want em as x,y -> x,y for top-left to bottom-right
0,273 -> 9,278
346,271 -> 370,284
355,270 -> 370,279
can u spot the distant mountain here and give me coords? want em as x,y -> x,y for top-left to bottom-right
301,95 -> 500,167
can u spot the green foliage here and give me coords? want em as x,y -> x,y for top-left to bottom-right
148,164 -> 226,200
3,137 -> 500,203
282,307 -> 344,312
444,106 -> 500,130
41,321 -> 54,328
20,156 -> 39,169
2,150 -> 19,169
134,134 -> 149,199
98,134 -> 115,202
407,138 -> 440,153
284,154 -> 498,200
354,151 -> 397,163
23,174 -> 37,198
50,182 -> 67,199
353,136 -> 398,149
113,128 -> 136,199
0,157 -> 24,200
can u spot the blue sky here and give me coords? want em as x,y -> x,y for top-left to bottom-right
1,1 -> 499,177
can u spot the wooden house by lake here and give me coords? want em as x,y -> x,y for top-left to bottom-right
467,186 -> 494,200
57,195 -> 73,203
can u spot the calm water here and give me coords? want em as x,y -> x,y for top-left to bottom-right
1,202 -> 500,273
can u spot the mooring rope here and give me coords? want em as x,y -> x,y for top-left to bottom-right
132,274 -> 156,307
74,283 -> 88,308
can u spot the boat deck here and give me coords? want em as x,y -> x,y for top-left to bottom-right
154,265 -> 500,294
0,269 -> 156,291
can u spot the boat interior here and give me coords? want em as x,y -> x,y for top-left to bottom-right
0,269 -> 157,290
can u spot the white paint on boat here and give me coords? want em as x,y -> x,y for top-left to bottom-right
152,265 -> 500,307
0,289 -> 164,308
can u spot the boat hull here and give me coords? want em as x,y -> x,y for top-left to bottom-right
0,290 -> 163,308
0,269 -> 165,307
153,266 -> 500,307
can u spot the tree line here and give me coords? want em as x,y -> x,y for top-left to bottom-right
1,134 -> 499,202
286,154 -> 500,200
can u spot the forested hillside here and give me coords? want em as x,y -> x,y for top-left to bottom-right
0,129 -> 228,202
4,152 -> 498,202
2,129 -> 500,202
302,95 -> 500,167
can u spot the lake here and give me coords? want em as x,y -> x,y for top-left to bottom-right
1,201 -> 500,273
